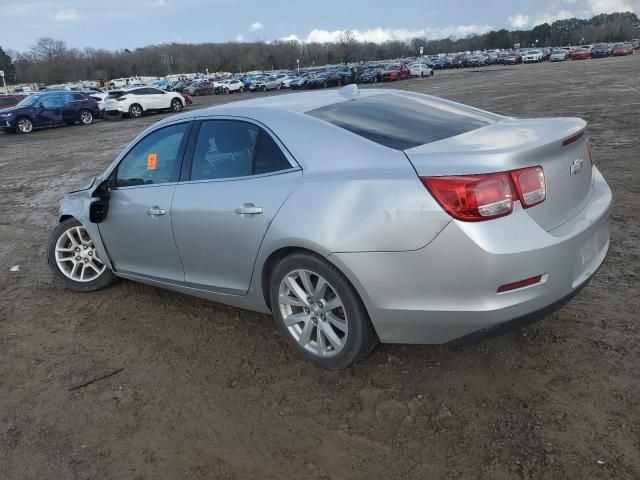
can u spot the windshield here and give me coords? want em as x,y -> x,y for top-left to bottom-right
17,95 -> 39,106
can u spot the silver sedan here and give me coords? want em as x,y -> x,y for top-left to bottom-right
48,86 -> 612,368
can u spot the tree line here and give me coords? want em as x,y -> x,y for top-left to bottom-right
2,12 -> 638,85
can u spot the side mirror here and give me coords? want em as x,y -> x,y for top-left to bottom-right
89,178 -> 112,223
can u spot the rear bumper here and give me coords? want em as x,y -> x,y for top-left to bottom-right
330,167 -> 612,344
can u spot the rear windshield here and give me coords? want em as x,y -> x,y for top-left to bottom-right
307,93 -> 497,150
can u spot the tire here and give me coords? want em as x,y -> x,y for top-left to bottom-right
269,252 -> 378,369
224,88 -> 229,95
373,77 -> 378,83
47,218 -> 117,292
170,98 -> 183,112
262,85 -> 267,92
79,109 -> 94,125
16,117 -> 34,134
276,84 -> 281,90
323,81 -> 328,88
239,86 -> 245,93
128,104 -> 143,118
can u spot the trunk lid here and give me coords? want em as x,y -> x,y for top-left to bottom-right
404,117 -> 593,231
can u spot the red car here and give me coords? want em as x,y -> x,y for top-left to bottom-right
571,48 -> 590,60
612,43 -> 634,56
381,64 -> 410,81
503,52 -> 522,65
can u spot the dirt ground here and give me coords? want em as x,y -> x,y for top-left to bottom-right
1,56 -> 639,480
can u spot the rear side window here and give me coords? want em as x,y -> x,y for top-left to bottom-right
73,93 -> 86,101
190,120 -> 292,181
115,123 -> 188,187
307,93 -> 497,150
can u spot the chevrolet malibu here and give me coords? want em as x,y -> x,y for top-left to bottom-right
48,86 -> 612,368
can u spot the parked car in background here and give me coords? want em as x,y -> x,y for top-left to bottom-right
250,76 -> 282,92
571,48 -> 590,60
0,91 -> 99,134
382,64 -> 410,81
450,55 -> 468,68
103,86 -> 185,118
433,58 -> 450,69
184,80 -> 215,96
290,72 -> 315,90
0,94 -> 25,110
612,43 -> 634,56
47,86 -> 612,368
217,79 -> 244,94
550,49 -> 570,61
306,71 -> 342,89
281,74 -> 299,88
467,55 -> 486,67
409,62 -> 434,77
358,67 -> 384,83
523,49 -> 543,63
590,44 -> 610,58
503,52 -> 523,64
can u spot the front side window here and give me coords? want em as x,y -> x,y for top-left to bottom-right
115,123 -> 188,187
190,120 -> 292,181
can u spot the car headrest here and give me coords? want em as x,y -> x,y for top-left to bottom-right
216,125 -> 253,153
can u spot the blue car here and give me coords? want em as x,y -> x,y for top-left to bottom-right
0,91 -> 100,134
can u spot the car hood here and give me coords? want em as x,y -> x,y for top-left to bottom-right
0,105 -> 29,115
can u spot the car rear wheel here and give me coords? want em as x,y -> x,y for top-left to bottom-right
270,252 -> 378,369
47,218 -> 117,292
79,109 -> 94,125
16,117 -> 33,134
170,98 -> 183,112
223,88 -> 230,95
239,86 -> 245,93
323,81 -> 328,88
129,104 -> 143,118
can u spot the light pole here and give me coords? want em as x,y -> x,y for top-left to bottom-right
296,59 -> 299,74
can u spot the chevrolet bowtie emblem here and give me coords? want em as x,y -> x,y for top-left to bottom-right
570,158 -> 584,176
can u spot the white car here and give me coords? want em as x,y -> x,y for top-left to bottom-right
409,63 -> 434,77
103,86 -> 185,118
218,79 -> 245,94
522,49 -> 543,63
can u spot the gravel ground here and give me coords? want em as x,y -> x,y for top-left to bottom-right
1,55 -> 639,479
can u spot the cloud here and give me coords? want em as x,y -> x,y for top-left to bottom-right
151,0 -> 166,6
297,25 -> 492,44
509,0 -> 638,29
249,21 -> 263,32
280,34 -> 300,42
508,14 -> 530,29
235,34 -> 245,42
50,9 -> 80,21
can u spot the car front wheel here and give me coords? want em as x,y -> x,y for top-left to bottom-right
16,117 -> 34,134
47,218 -> 117,292
270,252 -> 378,368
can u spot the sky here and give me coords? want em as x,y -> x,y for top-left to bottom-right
0,0 -> 638,52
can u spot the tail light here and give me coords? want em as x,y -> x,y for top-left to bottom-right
511,166 -> 546,208
421,166 -> 546,222
421,173 -> 514,221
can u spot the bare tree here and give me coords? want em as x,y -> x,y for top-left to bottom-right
337,30 -> 359,64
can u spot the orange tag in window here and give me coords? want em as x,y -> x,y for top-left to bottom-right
147,153 -> 157,170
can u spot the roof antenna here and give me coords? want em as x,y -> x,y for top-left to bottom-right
339,84 -> 359,100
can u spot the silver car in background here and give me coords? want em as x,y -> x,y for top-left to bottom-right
48,86 -> 612,368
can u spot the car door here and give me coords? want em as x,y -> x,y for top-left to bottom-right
35,96 -> 62,126
60,92 -> 78,123
97,121 -> 191,282
148,87 -> 169,109
171,119 -> 301,294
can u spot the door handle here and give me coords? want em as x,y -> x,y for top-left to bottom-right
146,207 -> 166,216
235,204 -> 263,215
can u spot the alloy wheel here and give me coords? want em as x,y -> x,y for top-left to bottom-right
17,118 -> 33,133
79,110 -> 93,125
171,99 -> 182,112
55,225 -> 106,282
130,105 -> 142,118
278,269 -> 348,357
